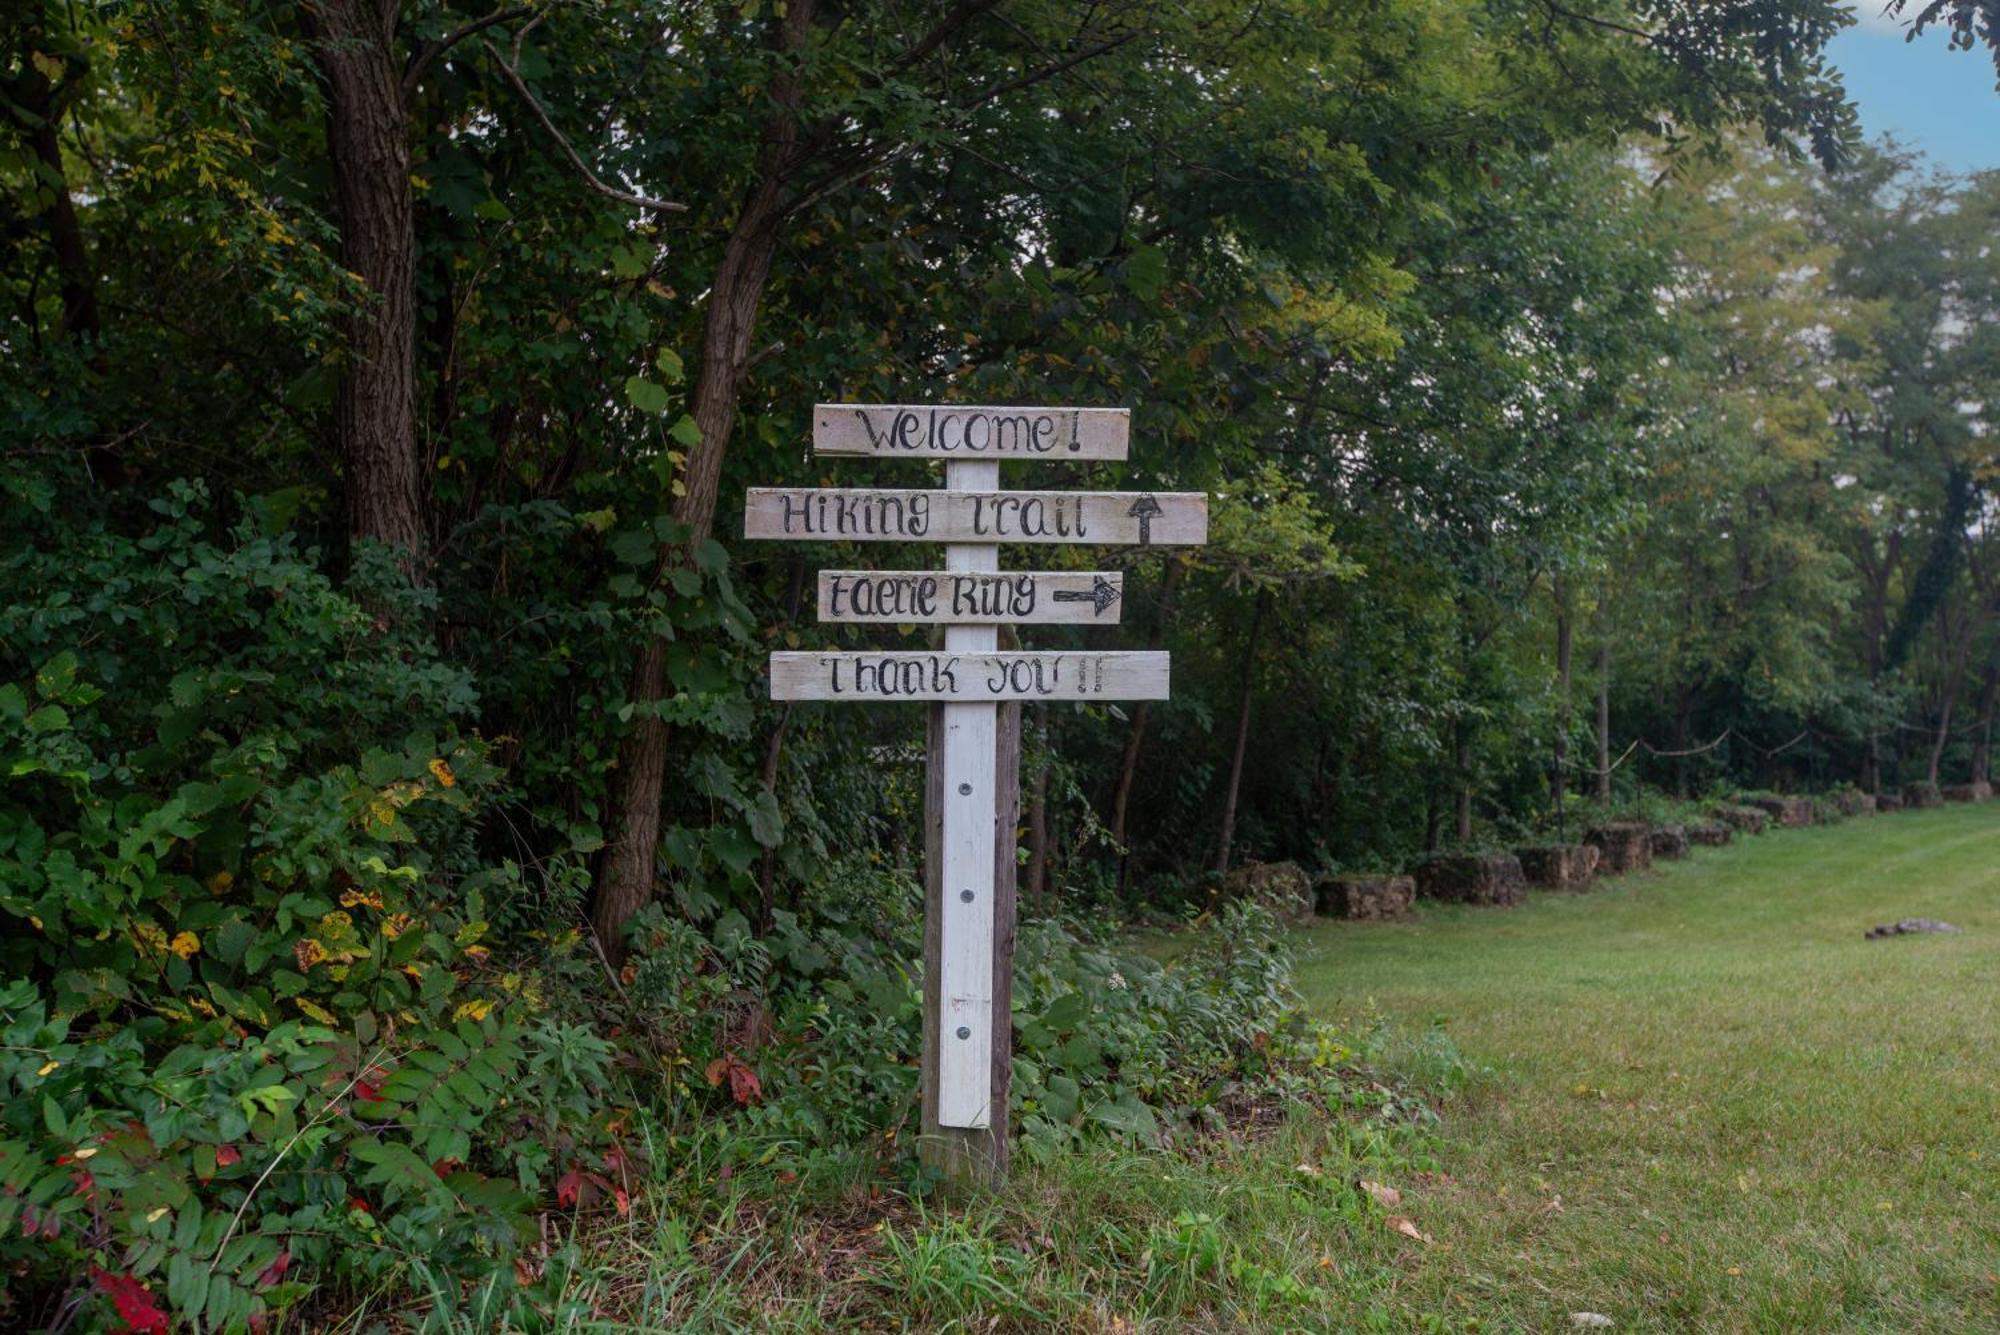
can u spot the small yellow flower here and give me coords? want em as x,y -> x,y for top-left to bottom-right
427,757 -> 456,788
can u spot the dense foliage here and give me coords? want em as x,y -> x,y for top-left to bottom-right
5,0 -> 1999,1327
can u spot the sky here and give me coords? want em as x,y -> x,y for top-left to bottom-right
1829,4 -> 2000,172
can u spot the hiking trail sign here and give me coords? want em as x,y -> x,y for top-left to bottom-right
746,402 -> 1206,1182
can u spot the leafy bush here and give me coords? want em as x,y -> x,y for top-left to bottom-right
0,483 -> 604,1330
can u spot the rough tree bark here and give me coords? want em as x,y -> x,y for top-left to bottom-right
1595,644 -> 1611,802
592,0 -> 814,958
1971,654 -> 1999,785
313,0 -> 426,564
5,44 -> 100,343
1553,581 -> 1572,837
1212,587 -> 1269,875
1926,627 -> 1971,785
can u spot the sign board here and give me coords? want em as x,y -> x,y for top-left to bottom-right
817,570 -> 1124,624
743,403 -> 1205,1175
744,488 -> 1207,546
815,403 -> 1130,460
770,651 -> 1168,701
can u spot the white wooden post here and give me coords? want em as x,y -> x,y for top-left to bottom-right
936,457 -> 999,1130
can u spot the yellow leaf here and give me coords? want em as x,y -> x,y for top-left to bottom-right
295,998 -> 336,1024
453,999 -> 493,1023
73,1147 -> 98,1161
169,931 -> 200,959
207,870 -> 233,892
146,1206 -> 170,1223
427,757 -> 456,788
36,1061 -> 58,1077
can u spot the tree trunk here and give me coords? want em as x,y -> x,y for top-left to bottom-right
592,1 -> 814,958
313,0 -> 425,564
1212,588 -> 1268,875
1970,653 -> 1999,785
1595,644 -> 1611,802
1553,582 -> 1572,838
1926,632 -> 1971,785
6,50 -> 100,343
1454,719 -> 1473,843
1025,704 -> 1050,912
1109,557 -> 1182,878
1672,686 -> 1694,798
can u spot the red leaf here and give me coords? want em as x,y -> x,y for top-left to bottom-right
704,1053 -> 762,1106
555,1167 -> 584,1209
215,1145 -> 242,1168
91,1268 -> 169,1334
354,1079 -> 381,1103
612,1186 -> 630,1217
256,1251 -> 291,1289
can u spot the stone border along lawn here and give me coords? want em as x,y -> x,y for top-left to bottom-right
1292,802 -> 2000,1332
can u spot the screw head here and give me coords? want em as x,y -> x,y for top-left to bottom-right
959,889 -> 974,903
955,1026 -> 972,1040
958,782 -> 972,795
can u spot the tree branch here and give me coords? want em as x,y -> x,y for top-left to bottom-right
404,5 -> 535,98
481,38 -> 687,213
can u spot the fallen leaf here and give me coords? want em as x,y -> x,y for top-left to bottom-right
1385,1216 -> 1431,1244
1360,1179 -> 1402,1208
1570,1314 -> 1613,1329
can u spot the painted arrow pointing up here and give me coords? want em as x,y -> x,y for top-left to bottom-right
1127,493 -> 1163,547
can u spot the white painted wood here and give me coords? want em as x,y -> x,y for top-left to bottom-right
816,403 -> 1128,461
817,570 -> 1125,625
937,458 -> 997,1130
768,651 -> 1171,702
743,488 -> 1206,546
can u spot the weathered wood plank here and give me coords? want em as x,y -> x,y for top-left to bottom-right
743,488 -> 1206,546
936,458 -> 999,1131
768,651 -> 1169,701
817,570 -> 1125,624
815,403 -> 1128,461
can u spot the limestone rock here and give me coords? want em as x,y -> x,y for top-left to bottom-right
1713,804 -> 1770,835
1747,795 -> 1814,827
1221,860 -> 1314,924
1516,844 -> 1599,890
1940,781 -> 1992,803
1317,874 -> 1415,922
1585,823 -> 1652,874
1414,853 -> 1526,907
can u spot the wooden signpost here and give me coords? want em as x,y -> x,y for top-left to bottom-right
746,402 -> 1206,1183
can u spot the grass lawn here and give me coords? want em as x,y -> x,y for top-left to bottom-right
426,808 -> 1997,1332
1295,802 -> 2000,1332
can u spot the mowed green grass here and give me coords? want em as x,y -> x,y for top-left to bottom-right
1294,804 -> 2000,1332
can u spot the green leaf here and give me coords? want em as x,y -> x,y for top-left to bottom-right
23,704 -> 67,735
624,376 -> 670,415
655,347 -> 685,383
609,529 -> 655,566
34,651 -> 77,701
1123,245 -> 1168,302
669,413 -> 701,447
